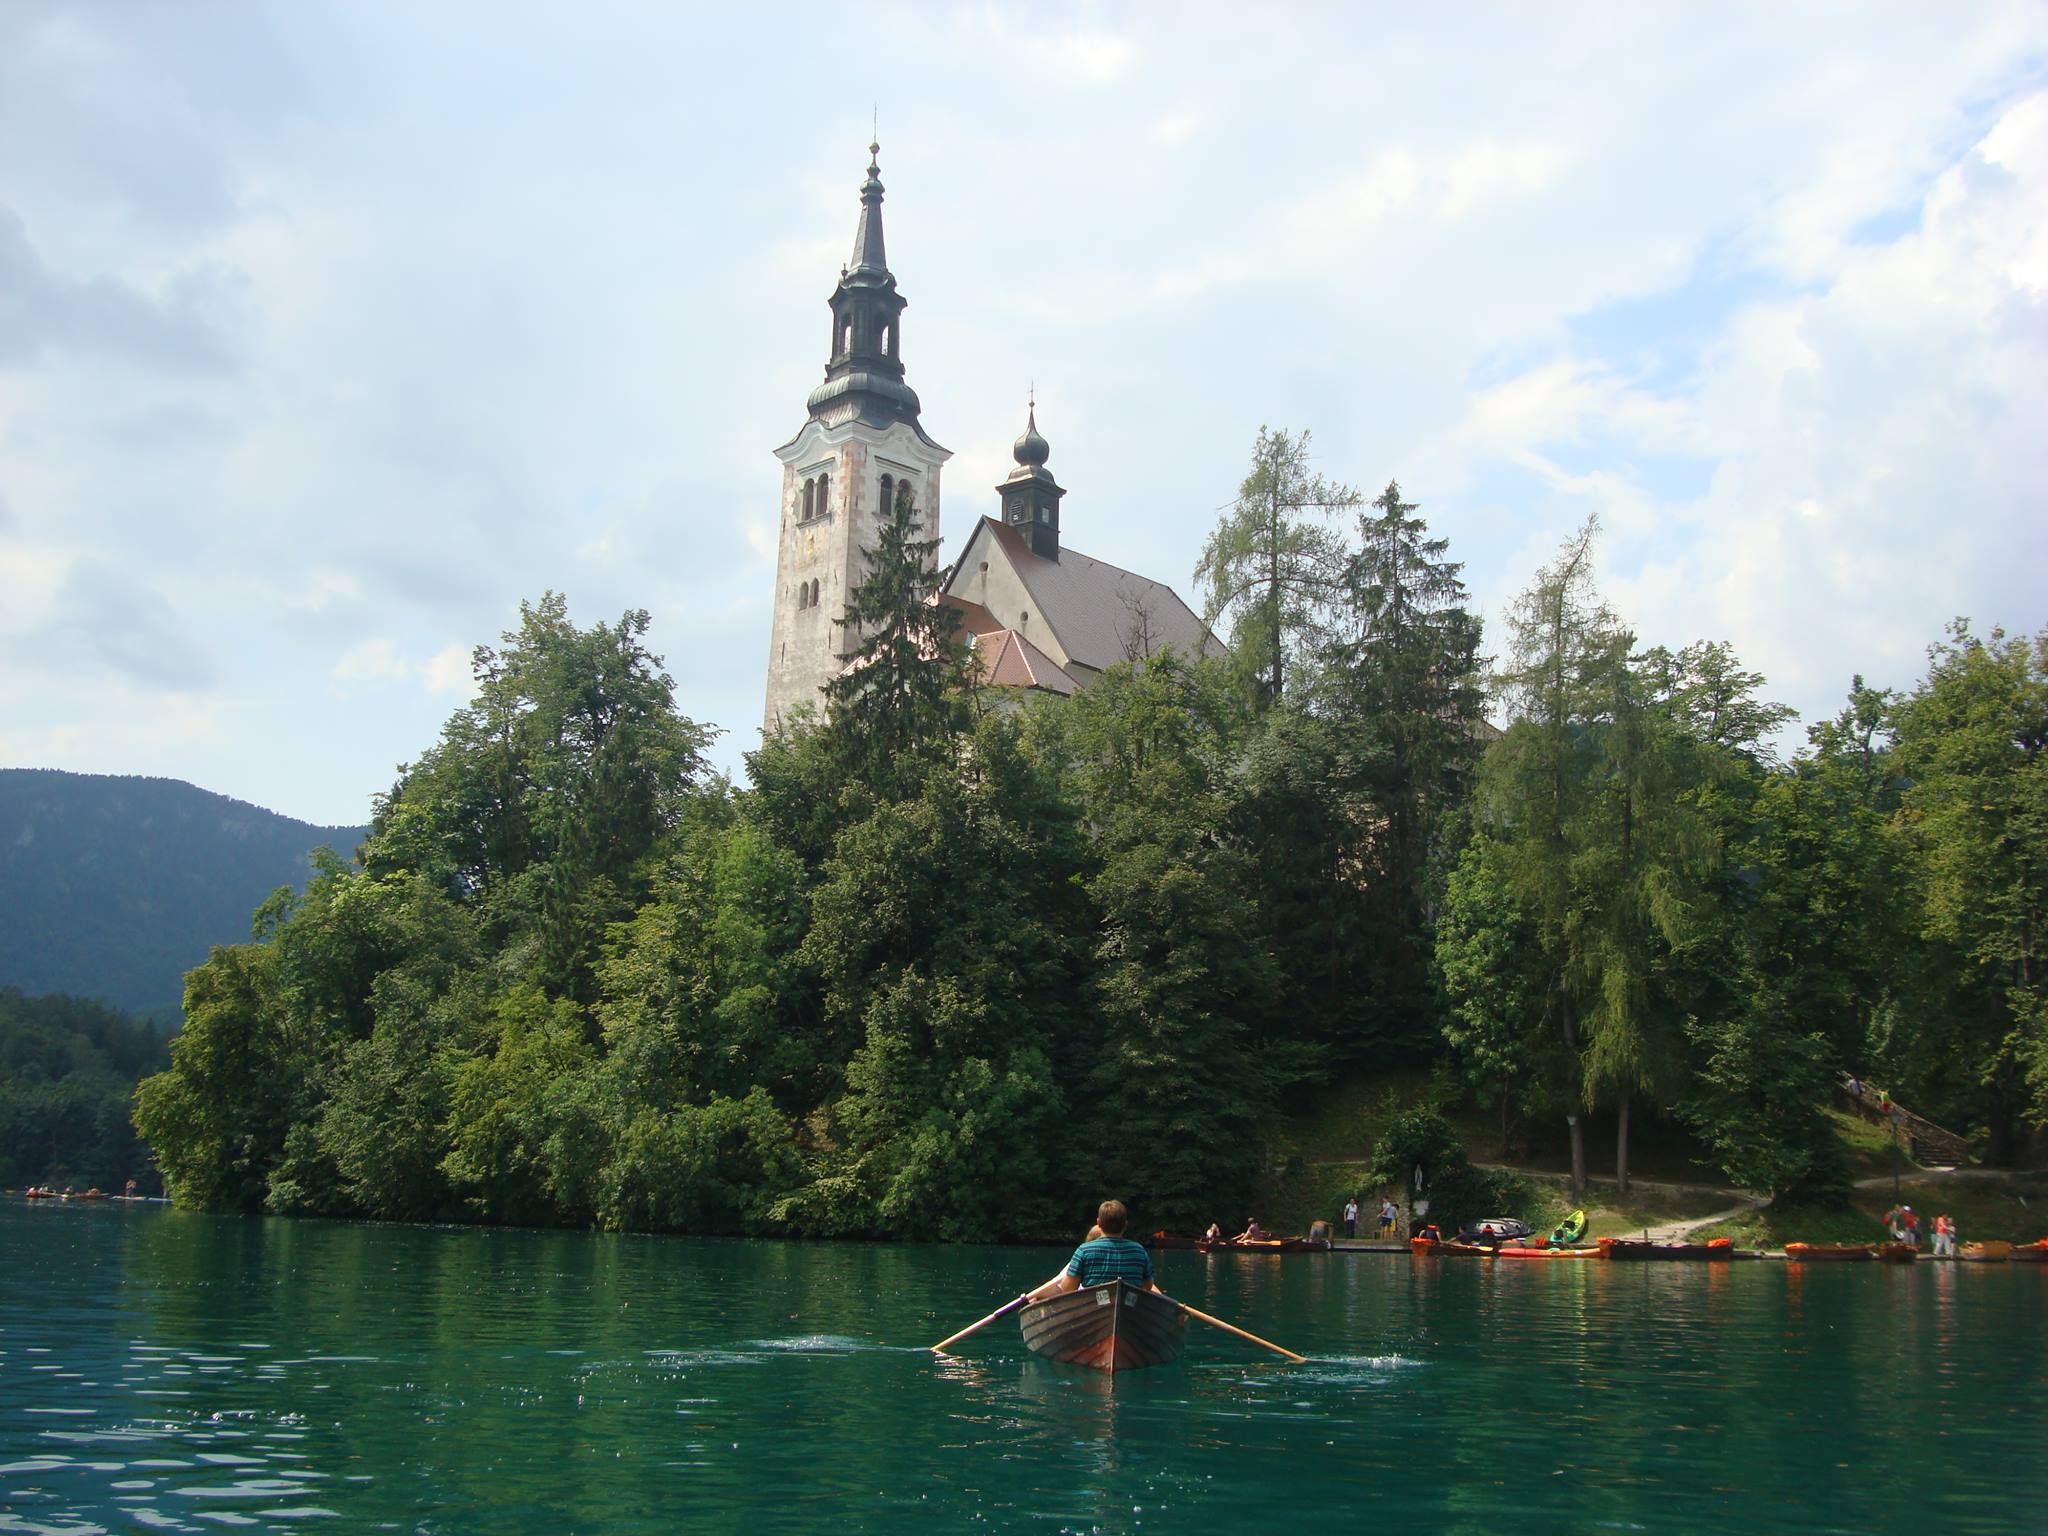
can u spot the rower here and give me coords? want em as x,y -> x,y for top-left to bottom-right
1234,1217 -> 1266,1242
1025,1200 -> 1164,1301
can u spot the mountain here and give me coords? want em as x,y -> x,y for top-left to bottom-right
0,769 -> 368,1022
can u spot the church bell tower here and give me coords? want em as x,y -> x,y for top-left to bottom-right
763,143 -> 951,729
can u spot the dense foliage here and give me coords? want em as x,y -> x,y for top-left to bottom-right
132,437 -> 2047,1233
0,770 -> 365,1021
0,988 -> 163,1188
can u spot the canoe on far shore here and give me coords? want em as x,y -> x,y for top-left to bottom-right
1597,1237 -> 1735,1261
1195,1237 -> 1330,1254
1955,1242 -> 2011,1262
1785,1243 -> 1875,1262
1018,1279 -> 1188,1372
1876,1242 -> 1918,1262
1410,1237 -> 1495,1258
2008,1242 -> 2048,1263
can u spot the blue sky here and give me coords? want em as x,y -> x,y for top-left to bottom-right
2,3 -> 2044,825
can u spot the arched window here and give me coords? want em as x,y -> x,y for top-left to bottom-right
879,474 -> 893,516
811,579 -> 821,607
841,321 -> 852,354
817,472 -> 829,515
797,584 -> 808,612
802,479 -> 814,520
887,322 -> 899,358
879,327 -> 890,357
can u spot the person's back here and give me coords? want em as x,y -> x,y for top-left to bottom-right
1068,1233 -> 1155,1287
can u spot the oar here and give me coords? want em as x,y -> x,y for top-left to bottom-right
930,1293 -> 1032,1353
1171,1298 -> 1306,1363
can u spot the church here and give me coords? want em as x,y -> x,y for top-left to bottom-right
763,146 -> 1222,728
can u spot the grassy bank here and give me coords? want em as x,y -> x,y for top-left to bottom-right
1697,1173 -> 2048,1247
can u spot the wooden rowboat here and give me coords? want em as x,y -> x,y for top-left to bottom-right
2007,1241 -> 2048,1263
1955,1241 -> 2011,1263
1195,1236 -> 1329,1254
1876,1242 -> 1918,1263
1018,1279 -> 1189,1372
1597,1237 -> 1734,1261
1784,1243 -> 1874,1262
1409,1237 -> 1495,1258
1496,1245 -> 1603,1259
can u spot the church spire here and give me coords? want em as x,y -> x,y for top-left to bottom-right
998,392 -> 1065,561
850,140 -> 887,274
804,142 -> 921,431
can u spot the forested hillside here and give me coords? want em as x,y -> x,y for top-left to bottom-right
0,770 -> 366,1021
132,438 -> 2048,1238
0,988 -> 164,1189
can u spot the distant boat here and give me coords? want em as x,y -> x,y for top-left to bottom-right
1018,1280 -> 1188,1372
1875,1242 -> 1918,1263
1597,1237 -> 1735,1262
1195,1236 -> 1329,1254
1955,1242 -> 2010,1263
1410,1236 -> 1496,1258
1785,1243 -> 1874,1262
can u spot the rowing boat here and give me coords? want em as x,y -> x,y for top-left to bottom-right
1597,1237 -> 1734,1261
1018,1279 -> 1188,1372
1784,1243 -> 1873,1262
1955,1241 -> 2011,1263
1409,1237 -> 1495,1258
2008,1241 -> 2048,1264
1496,1245 -> 1603,1259
1195,1237 -> 1330,1254
1876,1242 -> 1918,1263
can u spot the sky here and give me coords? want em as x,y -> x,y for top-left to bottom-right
2,3 -> 2044,828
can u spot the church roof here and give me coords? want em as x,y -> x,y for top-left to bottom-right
967,517 -> 1224,675
971,626 -> 1080,695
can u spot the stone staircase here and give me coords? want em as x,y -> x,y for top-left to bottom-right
1839,1077 -> 1971,1166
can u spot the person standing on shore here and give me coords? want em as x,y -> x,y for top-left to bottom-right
1343,1198 -> 1359,1238
1379,1197 -> 1398,1235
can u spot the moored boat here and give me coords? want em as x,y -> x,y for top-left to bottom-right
1955,1241 -> 2011,1263
1876,1242 -> 1918,1262
1410,1237 -> 1495,1258
1597,1237 -> 1735,1261
1496,1245 -> 1603,1259
1784,1243 -> 1874,1262
1195,1237 -> 1330,1254
1018,1279 -> 1189,1372
2007,1241 -> 2048,1263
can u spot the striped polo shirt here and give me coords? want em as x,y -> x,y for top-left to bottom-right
1065,1236 -> 1155,1287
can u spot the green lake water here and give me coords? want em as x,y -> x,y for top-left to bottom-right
3,1201 -> 2044,1534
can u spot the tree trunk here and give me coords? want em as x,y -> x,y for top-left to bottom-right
1615,1087 -> 1632,1196
1561,994 -> 1586,1201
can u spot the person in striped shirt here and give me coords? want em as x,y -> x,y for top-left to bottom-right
1024,1200 -> 1163,1300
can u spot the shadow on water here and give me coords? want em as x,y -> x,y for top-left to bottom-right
3,1202 -> 2046,1534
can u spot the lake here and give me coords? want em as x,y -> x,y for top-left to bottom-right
3,1200 -> 2043,1533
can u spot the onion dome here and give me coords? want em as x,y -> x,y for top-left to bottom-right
1013,404 -> 1050,467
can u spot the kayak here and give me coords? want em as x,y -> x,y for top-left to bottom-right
1785,1244 -> 1874,1262
1551,1209 -> 1589,1245
1496,1245 -> 1603,1259
1018,1279 -> 1188,1372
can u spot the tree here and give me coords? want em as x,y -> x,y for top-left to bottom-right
1313,480 -> 1486,1041
1477,517 -> 1619,1196
1890,622 -> 2048,1157
366,593 -> 713,998
820,483 -> 969,798
1194,426 -> 1359,709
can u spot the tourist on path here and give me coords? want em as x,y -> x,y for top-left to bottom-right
1380,1197 -> 1399,1235
1343,1198 -> 1359,1238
